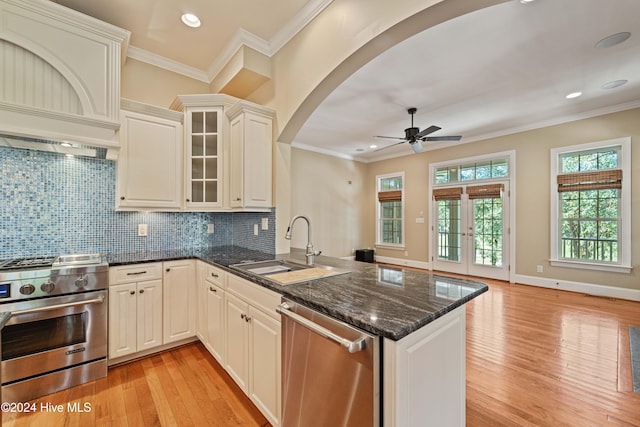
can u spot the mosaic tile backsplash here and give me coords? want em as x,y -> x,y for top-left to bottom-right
0,147 -> 275,259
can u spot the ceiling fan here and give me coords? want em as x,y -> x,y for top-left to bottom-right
375,107 -> 461,153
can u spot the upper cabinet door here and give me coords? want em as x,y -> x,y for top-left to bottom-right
117,108 -> 183,210
185,107 -> 223,210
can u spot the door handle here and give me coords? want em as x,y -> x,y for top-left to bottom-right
276,302 -> 368,353
10,296 -> 105,316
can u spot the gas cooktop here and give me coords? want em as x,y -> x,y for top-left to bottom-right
0,257 -> 57,270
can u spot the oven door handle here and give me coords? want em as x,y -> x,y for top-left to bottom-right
10,295 -> 105,317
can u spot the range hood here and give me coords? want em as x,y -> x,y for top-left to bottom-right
0,134 -> 116,160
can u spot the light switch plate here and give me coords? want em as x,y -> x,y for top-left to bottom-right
138,224 -> 148,237
261,218 -> 269,230
207,224 -> 214,234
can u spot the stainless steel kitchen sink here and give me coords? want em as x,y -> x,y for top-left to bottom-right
230,259 -> 350,285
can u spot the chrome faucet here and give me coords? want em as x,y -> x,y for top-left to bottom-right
285,215 -> 321,266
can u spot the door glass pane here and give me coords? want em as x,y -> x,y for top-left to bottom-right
473,197 -> 503,266
205,181 -> 218,202
2,313 -> 86,360
192,135 -> 204,156
205,111 -> 218,133
205,135 -> 218,156
192,112 -> 204,133
192,181 -> 203,202
192,159 -> 203,179
437,200 -> 461,261
205,158 -> 218,179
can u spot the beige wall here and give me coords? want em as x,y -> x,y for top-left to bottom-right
359,107 -> 640,290
289,148 -> 368,257
121,59 -> 210,108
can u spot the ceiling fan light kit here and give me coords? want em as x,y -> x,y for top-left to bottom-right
375,107 -> 461,154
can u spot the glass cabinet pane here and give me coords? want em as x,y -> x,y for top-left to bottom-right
205,135 -> 218,155
192,112 -> 204,133
205,112 -> 218,133
192,159 -> 204,179
192,181 -> 203,203
205,181 -> 218,202
205,158 -> 218,179
192,135 -> 204,156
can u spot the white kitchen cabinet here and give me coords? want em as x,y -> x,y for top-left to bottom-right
225,273 -> 281,426
383,305 -> 466,427
227,102 -> 275,210
197,261 -> 227,364
163,260 -> 197,344
109,264 -> 163,359
117,101 -> 183,210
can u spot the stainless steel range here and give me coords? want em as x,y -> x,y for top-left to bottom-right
0,254 -> 108,402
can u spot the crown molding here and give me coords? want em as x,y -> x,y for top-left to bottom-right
125,0 -> 334,84
126,46 -> 210,83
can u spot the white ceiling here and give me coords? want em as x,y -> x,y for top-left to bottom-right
294,0 -> 640,162
50,0 -> 640,163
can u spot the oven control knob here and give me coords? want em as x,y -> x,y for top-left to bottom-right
75,276 -> 89,288
41,281 -> 55,293
20,283 -> 36,295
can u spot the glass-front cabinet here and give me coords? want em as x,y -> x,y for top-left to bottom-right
185,107 -> 222,209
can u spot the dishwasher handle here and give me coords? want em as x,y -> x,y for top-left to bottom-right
276,302 -> 369,353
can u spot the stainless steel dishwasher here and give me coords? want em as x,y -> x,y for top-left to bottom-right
277,299 -> 380,427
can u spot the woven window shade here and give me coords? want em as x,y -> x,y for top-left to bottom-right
378,190 -> 402,202
433,187 -> 463,201
466,183 -> 504,199
557,169 -> 622,192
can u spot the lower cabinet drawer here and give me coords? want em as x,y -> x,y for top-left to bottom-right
109,263 -> 163,285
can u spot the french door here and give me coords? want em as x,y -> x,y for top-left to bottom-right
432,182 -> 509,281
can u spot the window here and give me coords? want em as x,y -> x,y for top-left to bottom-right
550,138 -> 631,273
435,158 -> 508,184
376,173 -> 404,247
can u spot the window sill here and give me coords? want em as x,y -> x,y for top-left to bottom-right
375,244 -> 405,251
549,259 -> 632,274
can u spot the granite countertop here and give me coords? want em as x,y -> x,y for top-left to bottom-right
107,246 -> 489,341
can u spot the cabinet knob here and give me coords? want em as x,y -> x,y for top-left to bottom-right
240,313 -> 245,320
244,316 -> 251,323
235,197 -> 241,201
120,196 -> 125,200
186,198 -> 190,202
166,268 -> 171,272
139,289 -> 145,294
130,290 -> 135,295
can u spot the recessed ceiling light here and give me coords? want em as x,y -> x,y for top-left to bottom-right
181,13 -> 201,28
370,144 -> 378,149
356,148 -> 365,152
601,79 -> 628,90
566,91 -> 582,99
60,142 -> 72,147
519,0 -> 536,4
595,32 -> 631,48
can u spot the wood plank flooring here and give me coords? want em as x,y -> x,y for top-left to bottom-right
3,277 -> 640,426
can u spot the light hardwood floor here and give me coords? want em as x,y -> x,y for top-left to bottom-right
3,277 -> 640,426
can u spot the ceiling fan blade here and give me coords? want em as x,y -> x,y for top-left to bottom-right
410,141 -> 424,153
374,140 -> 407,152
423,135 -> 462,142
416,125 -> 441,138
375,135 -> 405,140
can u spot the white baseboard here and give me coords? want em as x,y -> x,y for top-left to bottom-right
374,255 -> 431,271
514,274 -> 640,302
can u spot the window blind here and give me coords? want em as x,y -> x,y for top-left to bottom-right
432,187 -> 463,201
466,183 -> 504,199
378,190 -> 402,202
557,169 -> 622,192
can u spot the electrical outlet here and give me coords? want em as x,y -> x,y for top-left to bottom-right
536,265 -> 543,273
207,224 -> 214,234
138,224 -> 148,237
261,218 -> 269,230
254,224 -> 259,236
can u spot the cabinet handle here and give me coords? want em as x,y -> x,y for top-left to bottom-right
211,272 -> 219,278
209,286 -> 217,293
139,289 -> 145,294
126,271 -> 147,276
130,290 -> 135,295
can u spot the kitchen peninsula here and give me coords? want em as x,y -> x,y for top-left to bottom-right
108,246 -> 488,426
